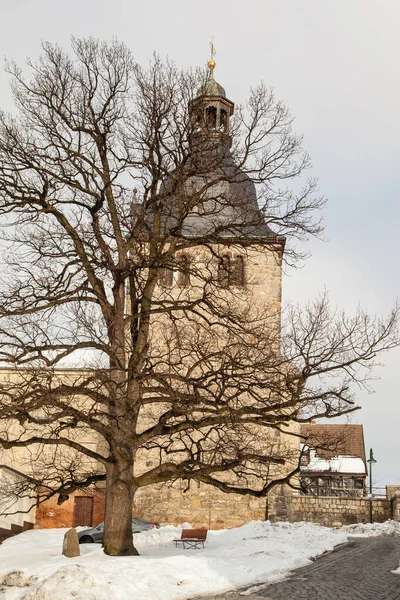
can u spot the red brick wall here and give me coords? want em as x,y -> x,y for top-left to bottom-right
36,489 -> 105,529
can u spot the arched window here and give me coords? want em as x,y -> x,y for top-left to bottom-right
220,109 -> 228,132
177,255 -> 190,287
218,255 -> 230,288
205,106 -> 217,130
193,112 -> 202,133
231,256 -> 245,286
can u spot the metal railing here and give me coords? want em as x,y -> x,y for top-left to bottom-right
369,486 -> 387,499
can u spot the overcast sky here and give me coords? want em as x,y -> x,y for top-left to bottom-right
0,0 -> 399,487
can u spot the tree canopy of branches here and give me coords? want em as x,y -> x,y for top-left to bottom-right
0,39 -> 397,556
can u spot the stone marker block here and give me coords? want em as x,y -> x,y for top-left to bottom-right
62,528 -> 80,558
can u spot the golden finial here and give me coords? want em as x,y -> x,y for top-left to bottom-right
208,36 -> 216,71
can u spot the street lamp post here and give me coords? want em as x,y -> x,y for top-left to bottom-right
367,448 -> 377,524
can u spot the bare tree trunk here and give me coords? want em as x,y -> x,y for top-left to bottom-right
103,460 -> 138,556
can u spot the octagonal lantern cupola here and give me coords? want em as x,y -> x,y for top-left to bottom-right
189,59 -> 234,146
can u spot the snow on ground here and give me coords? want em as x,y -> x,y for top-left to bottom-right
0,521 -> 348,600
341,520 -> 400,537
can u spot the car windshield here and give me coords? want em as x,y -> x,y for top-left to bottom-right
132,518 -> 148,525
96,523 -> 104,531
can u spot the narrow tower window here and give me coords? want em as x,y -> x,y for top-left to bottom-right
218,255 -> 231,288
220,109 -> 228,132
205,106 -> 217,130
218,255 -> 245,287
231,256 -> 245,286
159,267 -> 173,288
177,255 -> 190,287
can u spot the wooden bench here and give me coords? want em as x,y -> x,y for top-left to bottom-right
173,528 -> 208,549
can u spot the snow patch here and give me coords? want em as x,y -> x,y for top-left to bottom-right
23,565 -> 100,600
341,520 -> 400,537
0,521 -> 348,600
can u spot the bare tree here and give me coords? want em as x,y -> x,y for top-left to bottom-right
0,39 -> 397,556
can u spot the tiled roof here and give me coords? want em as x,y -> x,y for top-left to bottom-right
300,424 -> 367,474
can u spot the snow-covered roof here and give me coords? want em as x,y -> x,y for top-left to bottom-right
301,448 -> 367,475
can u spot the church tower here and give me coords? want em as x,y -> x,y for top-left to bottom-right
133,57 -> 290,529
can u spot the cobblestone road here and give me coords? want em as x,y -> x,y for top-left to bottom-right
198,537 -> 400,600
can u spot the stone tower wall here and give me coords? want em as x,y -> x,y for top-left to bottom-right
130,242 -> 289,530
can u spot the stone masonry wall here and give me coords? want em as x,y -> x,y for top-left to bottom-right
35,484 -> 400,530
389,488 -> 400,522
392,496 -> 400,521
268,485 -> 392,526
131,244 -> 286,530
134,481 -> 267,530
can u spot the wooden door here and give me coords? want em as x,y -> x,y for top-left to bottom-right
73,496 -> 94,527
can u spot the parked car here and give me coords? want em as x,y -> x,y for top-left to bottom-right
78,517 -> 160,544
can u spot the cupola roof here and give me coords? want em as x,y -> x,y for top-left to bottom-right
196,64 -> 227,98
